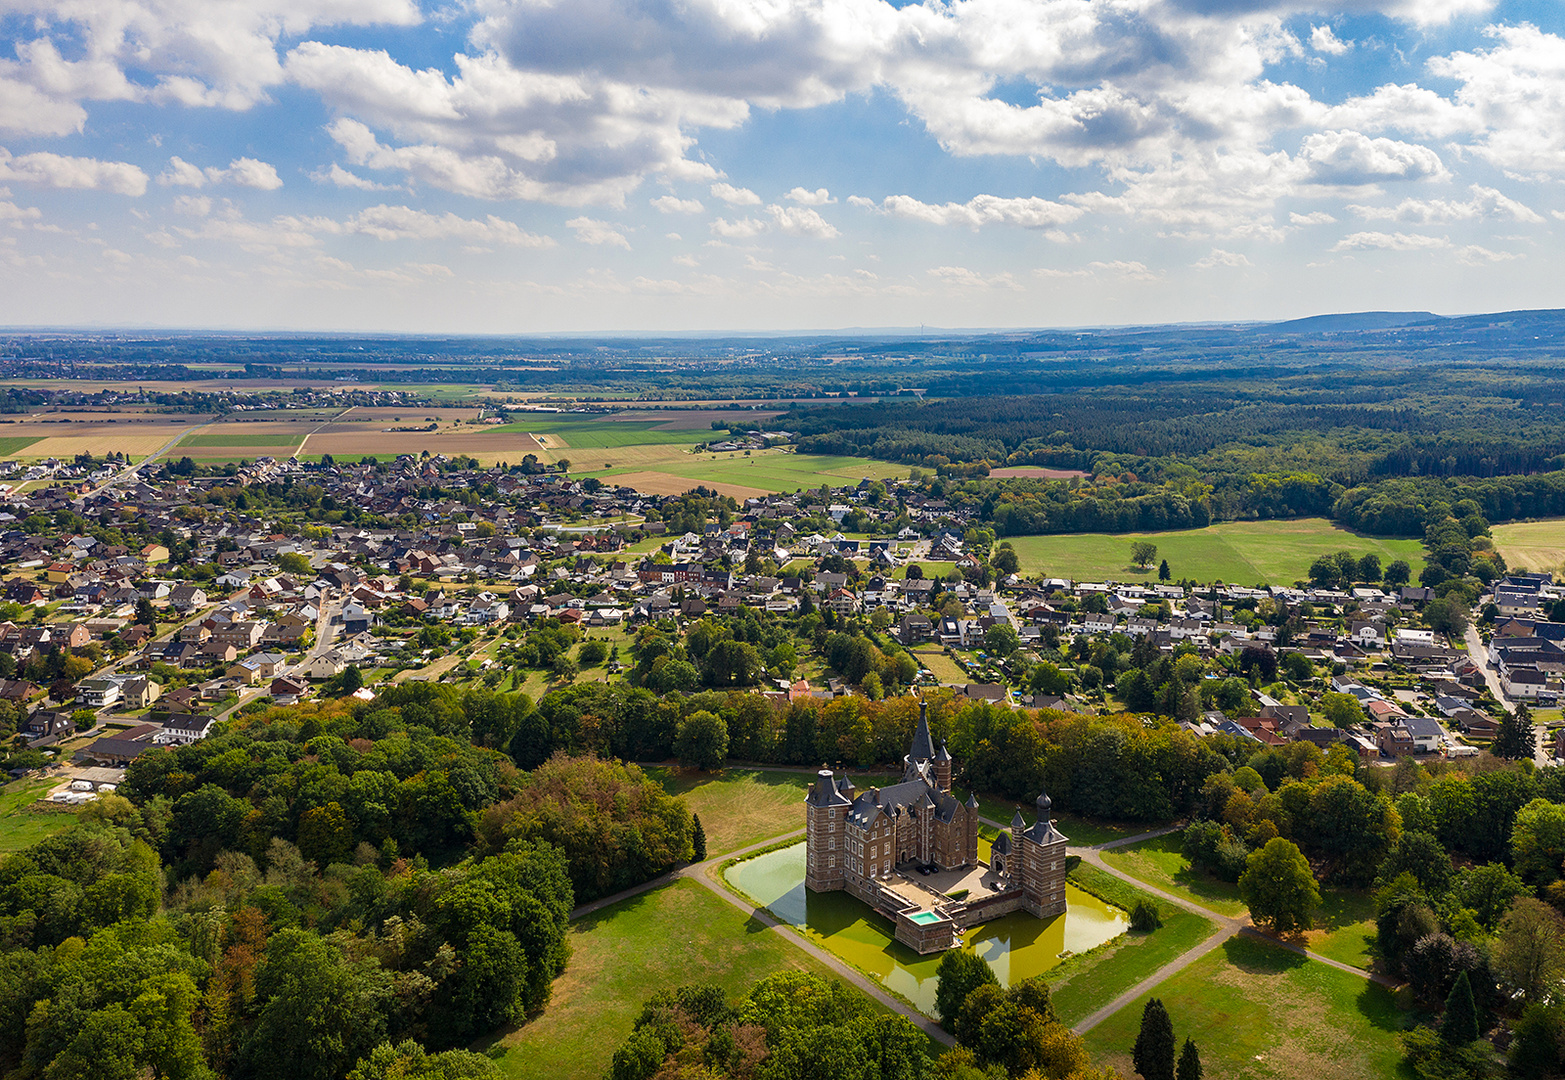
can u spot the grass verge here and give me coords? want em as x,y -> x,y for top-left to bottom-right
1099,830 -> 1248,916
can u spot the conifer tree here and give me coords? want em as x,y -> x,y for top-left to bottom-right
1440,970 -> 1480,1045
692,813 -> 707,862
1176,1037 -> 1201,1080
1494,705 -> 1537,761
1132,998 -> 1175,1080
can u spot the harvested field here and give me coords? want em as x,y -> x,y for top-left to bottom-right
989,465 -> 1092,479
1492,519 -> 1565,575
303,430 -> 561,464
604,470 -> 768,500
593,408 -> 783,430
26,433 -> 184,459
181,431 -> 306,447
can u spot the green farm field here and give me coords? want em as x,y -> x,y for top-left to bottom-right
179,432 -> 303,448
489,880 -> 864,1080
1492,519 -> 1565,575
488,419 -> 703,448
0,436 -> 43,456
1007,518 -> 1425,586
1082,935 -> 1411,1080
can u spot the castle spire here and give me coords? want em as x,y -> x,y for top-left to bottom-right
908,698 -> 935,762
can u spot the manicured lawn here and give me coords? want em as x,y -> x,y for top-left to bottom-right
1006,519 -> 1426,587
0,778 -> 76,854
646,767 -> 806,855
1305,889 -> 1380,971
909,647 -> 967,684
1099,831 -> 1248,916
1492,518 -> 1565,576
0,435 -> 43,456
1082,935 -> 1413,1080
964,792 -> 1156,849
486,880 -> 853,1080
1052,862 -> 1218,1027
895,562 -> 957,580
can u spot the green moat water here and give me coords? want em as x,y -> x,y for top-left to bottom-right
725,842 -> 1128,1015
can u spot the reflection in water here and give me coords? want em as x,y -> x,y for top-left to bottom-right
726,842 -> 1128,1014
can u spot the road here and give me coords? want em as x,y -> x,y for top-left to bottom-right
83,419 -> 215,496
1464,625 -> 1555,764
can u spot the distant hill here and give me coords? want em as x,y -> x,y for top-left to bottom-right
1266,311 -> 1442,333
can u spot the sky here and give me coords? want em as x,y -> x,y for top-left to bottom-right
0,0 -> 1562,332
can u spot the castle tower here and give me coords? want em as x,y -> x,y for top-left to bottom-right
964,791 -> 979,867
1009,808 -> 1027,891
934,740 -> 953,793
804,768 -> 851,893
1017,788 -> 1068,919
904,699 -> 936,783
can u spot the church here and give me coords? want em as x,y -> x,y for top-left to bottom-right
804,700 -> 1070,953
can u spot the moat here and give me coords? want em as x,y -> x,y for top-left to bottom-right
726,841 -> 1129,1015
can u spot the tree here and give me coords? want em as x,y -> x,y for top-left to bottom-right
1176,1038 -> 1202,1080
338,665 -> 364,697
1384,560 -> 1412,588
1131,542 -> 1158,570
1357,554 -> 1383,583
1494,705 -> 1538,762
1424,596 -> 1470,637
1029,661 -> 1069,697
1513,797 -> 1565,884
1440,970 -> 1480,1046
905,563 -> 924,581
700,638 -> 763,688
1320,691 -> 1367,729
1495,898 -> 1565,1004
1132,998 -> 1175,1080
1239,837 -> 1320,933
992,544 -> 1020,576
984,623 -> 1019,658
935,950 -> 998,1031
691,813 -> 706,861
674,710 -> 728,772
277,551 -> 313,576
347,1041 -> 499,1080
1158,559 -> 1171,581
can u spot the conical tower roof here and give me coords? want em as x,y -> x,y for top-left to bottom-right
908,698 -> 935,762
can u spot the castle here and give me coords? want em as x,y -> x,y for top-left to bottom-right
804,700 -> 1069,953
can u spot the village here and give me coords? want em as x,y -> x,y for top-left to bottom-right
1,448 -> 1560,815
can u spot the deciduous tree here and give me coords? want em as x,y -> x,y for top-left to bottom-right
1239,837 -> 1320,934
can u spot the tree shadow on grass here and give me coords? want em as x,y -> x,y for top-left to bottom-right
1221,934 -> 1309,975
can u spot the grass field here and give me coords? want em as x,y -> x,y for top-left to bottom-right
910,647 -> 968,684
488,880 -> 847,1080
573,448 -> 907,498
1492,519 -> 1565,576
966,792 -> 1153,848
1007,519 -> 1426,586
180,432 -> 303,447
1082,935 -> 1411,1080
1099,831 -> 1249,916
646,767 -> 806,855
0,778 -> 76,854
1303,889 -> 1379,970
1052,862 -> 1217,1026
0,436 -> 43,456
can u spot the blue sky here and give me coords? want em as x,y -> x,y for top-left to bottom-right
0,0 -> 1561,331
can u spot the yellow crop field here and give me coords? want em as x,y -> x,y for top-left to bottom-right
1492,519 -> 1565,574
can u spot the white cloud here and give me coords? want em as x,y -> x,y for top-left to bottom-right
0,148 -> 147,196
1089,259 -> 1160,281
158,156 -> 283,190
785,187 -> 835,205
767,204 -> 838,239
324,205 -> 554,246
1193,248 -> 1251,269
711,183 -> 762,206
566,216 -> 631,248
1298,130 -> 1446,185
1347,184 -> 1542,224
863,193 -> 1081,230
928,265 -> 1021,290
312,164 -> 394,190
710,216 -> 767,238
0,198 -> 41,225
650,195 -> 704,214
1289,211 -> 1337,225
1332,231 -> 1449,251
1310,26 -> 1351,56
1456,245 -> 1520,265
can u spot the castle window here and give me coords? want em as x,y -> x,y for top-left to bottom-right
829,855 -> 836,867
829,838 -> 836,850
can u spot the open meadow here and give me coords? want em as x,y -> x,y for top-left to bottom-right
1006,518 -> 1426,586
487,880 -> 849,1080
1082,935 -> 1410,1080
646,767 -> 806,855
1492,519 -> 1565,575
0,778 -> 77,854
